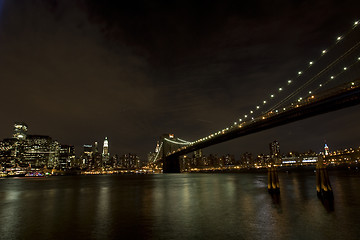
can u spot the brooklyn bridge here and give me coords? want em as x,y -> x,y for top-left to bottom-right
151,20 -> 360,173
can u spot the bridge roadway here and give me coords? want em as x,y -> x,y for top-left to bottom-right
162,81 -> 360,173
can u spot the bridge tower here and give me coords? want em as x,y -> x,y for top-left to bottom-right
150,134 -> 192,173
161,134 -> 181,173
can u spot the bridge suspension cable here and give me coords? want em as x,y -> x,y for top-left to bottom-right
267,41 -> 360,114
176,138 -> 193,144
153,141 -> 163,162
191,19 -> 360,146
163,19 -> 360,152
164,138 -> 191,145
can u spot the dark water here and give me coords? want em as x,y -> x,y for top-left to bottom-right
1,171 -> 360,240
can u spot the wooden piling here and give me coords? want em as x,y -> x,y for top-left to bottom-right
268,166 -> 280,194
316,156 -> 333,199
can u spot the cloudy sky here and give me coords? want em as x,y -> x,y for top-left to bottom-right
0,0 -> 360,159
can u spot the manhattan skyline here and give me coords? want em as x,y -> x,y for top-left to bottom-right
1,0 -> 360,159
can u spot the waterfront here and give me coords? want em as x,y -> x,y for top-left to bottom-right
1,170 -> 360,239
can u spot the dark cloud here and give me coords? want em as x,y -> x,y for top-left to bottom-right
1,0 -> 360,159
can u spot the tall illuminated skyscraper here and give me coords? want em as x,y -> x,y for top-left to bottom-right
102,137 -> 110,165
13,122 -> 28,140
324,143 -> 329,156
103,137 -> 109,155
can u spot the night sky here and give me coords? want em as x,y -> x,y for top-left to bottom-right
1,0 -> 360,159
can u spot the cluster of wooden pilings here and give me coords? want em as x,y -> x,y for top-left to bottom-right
267,156 -> 333,202
268,166 -> 280,194
316,157 -> 333,199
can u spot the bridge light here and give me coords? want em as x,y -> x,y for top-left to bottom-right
344,67 -> 347,70
271,94 -> 274,98
319,84 -> 322,87
337,36 -> 342,41
263,100 -> 267,104
244,115 -> 247,118
311,95 -> 315,99
322,49 -> 327,54
256,106 -> 260,109
298,71 -> 302,75
250,110 -> 253,114
251,117 -> 254,120
358,57 -> 360,61
355,21 -> 359,26
239,118 -> 242,122
226,128 -> 229,130
352,82 -> 355,85
309,91 -> 312,94
330,76 -> 334,79
275,110 -> 278,113
309,61 -> 313,65
262,116 -> 265,119
234,122 -> 237,125
283,107 -> 286,110
288,80 -> 292,84
279,87 -> 282,91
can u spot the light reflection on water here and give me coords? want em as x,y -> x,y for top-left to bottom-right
0,171 -> 360,239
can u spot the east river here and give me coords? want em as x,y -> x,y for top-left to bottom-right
1,170 -> 360,239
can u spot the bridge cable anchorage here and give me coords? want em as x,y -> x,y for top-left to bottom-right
164,138 -> 191,145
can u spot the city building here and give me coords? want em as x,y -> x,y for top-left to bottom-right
80,144 -> 93,169
13,122 -> 28,140
119,153 -> 140,169
324,143 -> 330,156
21,135 -> 59,168
59,145 -> 75,171
102,137 -> 110,166
269,140 -> 281,165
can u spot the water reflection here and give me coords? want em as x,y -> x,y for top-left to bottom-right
0,171 -> 359,239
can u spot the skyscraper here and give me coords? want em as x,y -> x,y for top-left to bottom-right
324,143 -> 330,156
13,122 -> 28,140
103,137 -> 109,156
102,137 -> 110,166
269,140 -> 280,157
269,140 -> 281,165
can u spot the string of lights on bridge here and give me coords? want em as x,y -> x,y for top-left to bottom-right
183,19 -> 360,147
156,20 -> 360,156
